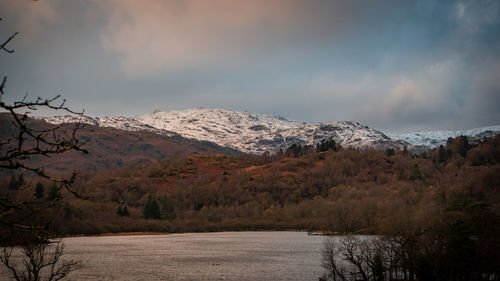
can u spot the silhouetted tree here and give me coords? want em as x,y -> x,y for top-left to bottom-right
160,196 -> 176,220
63,202 -> 73,221
384,148 -> 395,157
1,15 -> 83,280
143,195 -> 161,219
437,145 -> 452,163
34,182 -> 44,199
0,234 -> 80,281
48,184 -> 62,201
316,139 -> 337,152
117,204 -> 130,217
457,135 -> 471,157
320,201 -> 500,281
8,175 -> 18,190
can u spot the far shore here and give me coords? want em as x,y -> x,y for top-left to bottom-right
62,231 -> 171,238
61,229 -> 320,239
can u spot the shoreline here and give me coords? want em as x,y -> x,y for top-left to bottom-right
61,229 -> 314,239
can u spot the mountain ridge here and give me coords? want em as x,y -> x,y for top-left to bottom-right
37,108 -> 500,154
388,125 -> 500,148
39,108 -> 408,154
1,113 -> 240,173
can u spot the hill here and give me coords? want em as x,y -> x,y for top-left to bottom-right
21,134 -> 499,235
0,113 -> 241,173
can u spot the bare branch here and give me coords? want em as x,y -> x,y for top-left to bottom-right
0,76 -> 6,95
1,31 -> 18,53
1,238 -> 80,281
0,247 -> 21,281
1,84 -> 89,231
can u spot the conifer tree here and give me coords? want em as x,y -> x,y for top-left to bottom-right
63,202 -> 73,221
48,184 -> 62,201
457,135 -> 470,157
161,196 -> 176,220
117,204 -> 130,217
122,205 -> 130,217
34,182 -> 44,199
143,195 -> 161,219
8,175 -> 18,190
316,139 -> 337,152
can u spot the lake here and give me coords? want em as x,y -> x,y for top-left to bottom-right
1,231 -> 326,280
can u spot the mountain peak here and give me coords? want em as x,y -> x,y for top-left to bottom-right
135,108 -> 406,154
38,108 -> 500,154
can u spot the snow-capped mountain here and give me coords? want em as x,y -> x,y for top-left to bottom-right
39,108 -> 407,154
39,109 -> 500,154
135,108 -> 407,154
387,125 -> 500,148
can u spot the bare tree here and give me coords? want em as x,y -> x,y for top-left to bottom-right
321,237 -> 348,281
0,236 -> 80,281
321,236 -> 393,281
0,17 -> 88,230
1,15 -> 84,281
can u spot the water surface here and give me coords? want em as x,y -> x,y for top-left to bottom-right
2,231 -> 325,281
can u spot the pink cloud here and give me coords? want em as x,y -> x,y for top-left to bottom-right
97,0 -> 348,75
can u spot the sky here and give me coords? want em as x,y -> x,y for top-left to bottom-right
1,0 -> 499,133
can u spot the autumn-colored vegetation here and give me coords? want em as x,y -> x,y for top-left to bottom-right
0,113 -> 241,174
2,134 -> 498,239
318,138 -> 500,281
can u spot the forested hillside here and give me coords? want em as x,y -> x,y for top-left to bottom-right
4,135 -> 497,237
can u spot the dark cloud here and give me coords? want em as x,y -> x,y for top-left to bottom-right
1,0 -> 499,132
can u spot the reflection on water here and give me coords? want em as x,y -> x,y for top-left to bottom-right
2,231 -> 325,281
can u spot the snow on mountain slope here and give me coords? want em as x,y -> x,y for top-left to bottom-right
37,109 -> 500,154
40,108 -> 406,154
39,115 -> 176,136
387,125 -> 500,148
136,108 -> 407,154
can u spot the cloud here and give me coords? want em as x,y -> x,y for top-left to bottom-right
97,0 -> 406,76
465,56 -> 500,124
2,0 -> 499,132
385,78 -> 424,113
454,1 -> 500,33
296,55 -> 468,130
0,0 -> 60,43
98,0 -> 302,75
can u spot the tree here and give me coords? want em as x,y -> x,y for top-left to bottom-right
320,202 -> 500,281
321,236 -> 412,281
0,90 -> 87,227
8,174 -> 19,190
160,195 -> 176,220
317,139 -> 337,153
1,15 -> 84,280
457,135 -> 470,157
436,145 -> 451,163
34,182 -> 44,199
408,164 -> 421,181
143,195 -> 161,219
0,235 -> 80,281
117,204 -> 130,217
286,143 -> 314,157
384,148 -> 395,157
321,237 -> 348,281
48,184 -> 62,201
1,18 -> 88,227
63,203 -> 72,221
